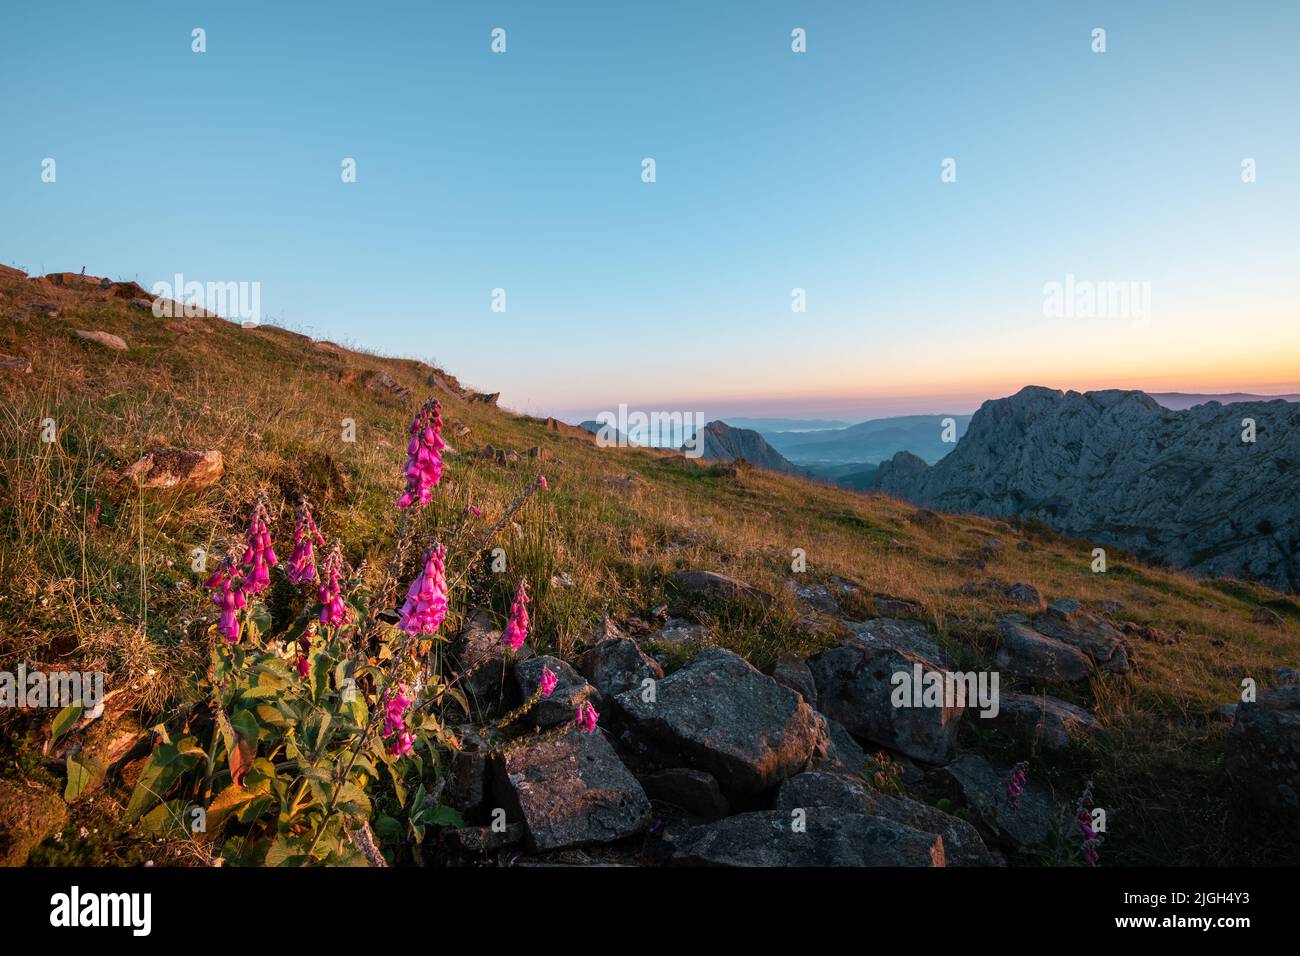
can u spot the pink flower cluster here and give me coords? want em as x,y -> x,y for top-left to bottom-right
383,685 -> 415,758
539,665 -> 558,698
318,546 -> 350,627
1006,761 -> 1028,810
398,545 -> 449,636
241,497 -> 278,594
502,578 -> 529,651
574,699 -> 599,733
205,553 -> 247,644
1075,780 -> 1103,866
397,401 -> 446,510
286,498 -> 325,586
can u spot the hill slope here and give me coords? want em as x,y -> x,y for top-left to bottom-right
2,268 -> 1299,866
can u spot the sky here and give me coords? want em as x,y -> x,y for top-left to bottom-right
2,0 -> 1298,423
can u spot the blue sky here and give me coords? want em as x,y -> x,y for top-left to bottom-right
3,0 -> 1298,422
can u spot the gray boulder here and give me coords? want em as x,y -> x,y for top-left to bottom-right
639,768 -> 730,820
578,638 -> 662,699
613,648 -> 826,800
937,753 -> 1055,850
1225,685 -> 1300,818
1032,600 -> 1131,673
670,570 -> 771,606
513,655 -> 599,728
451,610 -> 532,706
771,652 -> 817,704
987,693 -> 1102,750
995,614 -> 1094,683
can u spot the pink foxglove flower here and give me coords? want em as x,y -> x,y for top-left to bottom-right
383,685 -> 415,757
1006,761 -> 1028,810
205,550 -> 247,644
286,497 -> 325,586
537,474 -> 548,492
317,544 -> 350,627
462,495 -> 482,518
1075,780 -> 1103,866
240,496 -> 278,594
574,699 -> 599,733
502,578 -> 530,651
398,544 -> 449,636
397,400 -> 446,510
539,665 -> 558,698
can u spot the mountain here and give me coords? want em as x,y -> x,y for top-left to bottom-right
720,416 -> 849,433
878,386 -> 1300,592
697,420 -> 801,474
802,462 -> 881,490
1151,392 -> 1300,411
763,414 -> 973,466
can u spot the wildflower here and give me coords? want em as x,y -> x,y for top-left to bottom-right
205,550 -> 246,644
295,630 -> 313,677
574,699 -> 599,733
536,474 -> 548,492
462,494 -> 482,518
539,665 -> 558,698
1075,780 -> 1103,866
286,497 -> 325,585
240,496 -> 278,594
317,543 -> 350,627
397,400 -> 446,510
389,731 -> 415,758
383,685 -> 415,757
1006,760 -> 1028,810
398,544 -> 449,636
502,578 -> 529,651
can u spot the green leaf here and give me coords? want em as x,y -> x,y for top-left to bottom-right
249,603 -> 273,638
64,752 -> 102,802
264,835 -> 310,867
336,783 -> 371,824
125,742 -> 202,823
418,804 -> 465,829
50,704 -> 83,746
230,706 -> 262,744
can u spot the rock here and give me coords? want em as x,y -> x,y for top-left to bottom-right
787,580 -> 840,615
639,768 -> 730,820
988,693 -> 1102,750
670,570 -> 771,606
771,653 -> 816,704
73,329 -> 127,350
1006,583 -> 1044,608
441,822 -> 525,854
114,449 -> 224,490
1032,600 -> 1131,673
1213,703 -> 1239,722
872,596 -> 925,619
494,730 -> 651,852
1225,685 -> 1300,818
513,656 -> 599,728
774,771 -> 995,866
671,809 -> 945,867
1252,607 -> 1287,629
362,369 -> 412,401
578,638 -> 662,699
1,354 -> 32,373
1275,667 -> 1300,687
448,750 -> 488,816
643,619 -> 709,646
603,473 -> 643,493
0,780 -> 66,866
450,610 -> 532,708
816,716 -> 868,773
909,507 -> 942,529
937,753 -> 1055,850
470,391 -> 500,406
842,617 -> 952,668
613,648 -> 826,800
808,628 -> 962,764
995,614 -> 1094,683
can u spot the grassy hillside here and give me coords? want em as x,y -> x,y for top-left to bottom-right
2,265 -> 1299,865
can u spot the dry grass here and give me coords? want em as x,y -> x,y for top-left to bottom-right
2,266 -> 1299,865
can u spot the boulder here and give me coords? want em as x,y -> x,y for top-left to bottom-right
1006,583 -> 1044,608
450,610 -> 532,708
937,754 -> 1055,850
493,730 -> 651,852
1225,685 -> 1300,819
816,715 -> 868,773
73,329 -> 127,350
613,648 -> 826,800
671,809 -> 945,867
441,822 -> 525,855
1,354 -> 32,373
987,693 -> 1102,750
842,618 -> 952,667
448,750 -> 488,816
670,570 -> 771,606
513,656 -> 598,728
771,653 -> 816,704
639,768 -> 730,820
642,619 -> 709,646
1031,600 -> 1131,673
995,614 -> 1094,683
114,449 -> 224,490
807,629 -> 962,764
774,771 -> 995,866
578,638 -> 662,699
0,780 -> 66,866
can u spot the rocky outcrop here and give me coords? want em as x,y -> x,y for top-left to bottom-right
1225,685 -> 1300,818
695,421 -> 801,474
578,638 -> 663,699
513,656 -> 599,728
114,449 -> 224,490
877,386 -> 1300,592
613,648 -> 826,800
995,614 -> 1094,683
936,754 -> 1055,850
670,570 -> 771,606
988,693 -> 1102,750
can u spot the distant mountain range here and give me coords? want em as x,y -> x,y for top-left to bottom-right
1150,392 -> 1300,410
579,418 -> 801,475
719,417 -> 849,433
877,386 -> 1300,592
751,414 -> 972,467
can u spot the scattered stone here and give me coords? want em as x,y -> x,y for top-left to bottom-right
441,822 -> 525,854
995,614 -> 1094,683
937,753 -> 1055,850
842,617 -> 952,667
114,449 -> 224,490
643,619 -> 709,646
1225,685 -> 1300,819
450,610 -> 532,707
1213,703 -> 1239,722
1006,583 -> 1043,608
613,648 -> 826,800
0,354 -> 32,373
0,780 -> 66,866
578,638 -> 663,699
469,391 -> 500,405
494,730 -> 651,852
774,771 -> 994,866
639,768 -> 730,820
815,715 -> 868,773
808,625 -> 962,764
1252,607 -> 1287,629
603,473 -> 643,493
1275,667 -> 1300,687
988,693 -> 1102,750
670,570 -> 771,606
771,653 -> 816,705
1119,620 -> 1180,645
362,369 -> 412,400
73,329 -> 127,350
1032,600 -> 1131,673
909,508 -> 942,529
787,580 -> 839,615
872,595 -> 926,619
671,809 -> 945,867
513,656 -> 599,728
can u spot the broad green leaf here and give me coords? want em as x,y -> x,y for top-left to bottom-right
64,752 -> 102,802
50,704 -> 83,746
